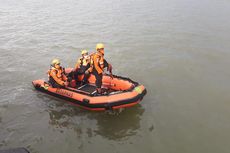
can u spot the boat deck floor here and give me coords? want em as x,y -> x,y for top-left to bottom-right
77,84 -> 97,94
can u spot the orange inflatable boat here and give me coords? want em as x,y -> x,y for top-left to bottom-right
32,68 -> 147,111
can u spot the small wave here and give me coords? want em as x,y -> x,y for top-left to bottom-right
5,67 -> 17,72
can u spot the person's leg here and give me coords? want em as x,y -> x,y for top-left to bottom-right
80,65 -> 90,85
53,82 -> 63,88
67,70 -> 74,82
97,73 -> 103,88
48,78 -> 63,88
95,73 -> 103,94
74,70 -> 82,87
82,73 -> 90,85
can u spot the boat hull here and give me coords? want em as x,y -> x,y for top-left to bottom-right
32,73 -> 147,111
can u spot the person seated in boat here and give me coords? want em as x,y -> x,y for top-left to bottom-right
48,59 -> 69,88
73,50 -> 91,86
88,43 -> 113,94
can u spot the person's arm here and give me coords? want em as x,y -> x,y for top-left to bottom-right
62,74 -> 68,82
61,67 -> 68,81
74,58 -> 81,70
103,59 -> 108,68
103,59 -> 112,72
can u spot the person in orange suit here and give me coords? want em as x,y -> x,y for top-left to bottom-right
73,49 -> 91,86
88,43 -> 112,94
48,59 -> 68,88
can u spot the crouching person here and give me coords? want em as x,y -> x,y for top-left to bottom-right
74,50 -> 91,86
48,59 -> 68,88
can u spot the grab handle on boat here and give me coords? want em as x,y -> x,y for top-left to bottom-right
83,98 -> 90,104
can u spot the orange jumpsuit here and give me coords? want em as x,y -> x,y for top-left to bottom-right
48,67 -> 67,88
89,52 -> 109,88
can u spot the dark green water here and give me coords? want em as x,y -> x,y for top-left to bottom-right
1,0 -> 230,152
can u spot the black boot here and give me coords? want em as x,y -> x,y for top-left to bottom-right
76,81 -> 81,88
96,88 -> 102,95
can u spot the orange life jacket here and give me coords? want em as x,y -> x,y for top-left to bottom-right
47,67 -> 67,86
75,56 -> 90,70
89,52 -> 104,74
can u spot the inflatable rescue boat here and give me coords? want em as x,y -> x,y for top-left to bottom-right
32,68 -> 147,111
